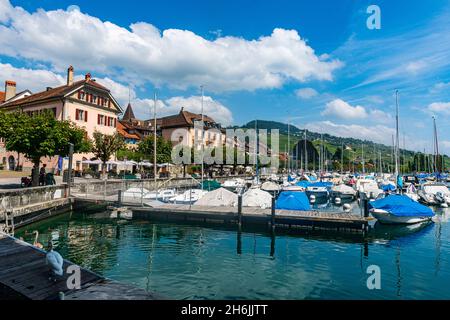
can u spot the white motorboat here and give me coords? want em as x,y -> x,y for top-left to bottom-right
123,187 -> 151,199
143,189 -> 176,202
369,194 -> 435,225
242,188 -> 272,208
331,184 -> 357,200
222,178 -> 246,192
370,209 -> 434,224
418,183 -> 450,205
168,189 -> 208,204
405,184 -> 419,202
194,188 -> 238,207
356,179 -> 383,199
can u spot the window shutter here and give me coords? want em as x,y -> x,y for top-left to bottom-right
114,118 -> 117,127
108,100 -> 111,108
85,111 -> 88,122
75,109 -> 79,120
78,91 -> 81,99
98,114 -> 100,125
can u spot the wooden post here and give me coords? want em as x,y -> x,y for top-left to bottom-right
361,193 -> 370,218
237,194 -> 242,227
271,196 -> 276,230
118,190 -> 122,205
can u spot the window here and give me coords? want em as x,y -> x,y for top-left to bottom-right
75,109 -> 88,122
106,117 -> 117,127
92,96 -> 97,104
98,114 -> 105,125
78,91 -> 85,100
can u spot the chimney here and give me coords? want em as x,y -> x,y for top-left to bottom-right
5,80 -> 16,101
85,73 -> 91,81
67,65 -> 74,86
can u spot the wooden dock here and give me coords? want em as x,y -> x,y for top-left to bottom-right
132,204 -> 370,233
0,232 -> 160,300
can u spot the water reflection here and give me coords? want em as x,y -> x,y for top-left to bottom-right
14,209 -> 450,300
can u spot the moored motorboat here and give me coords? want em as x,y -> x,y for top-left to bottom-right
369,194 -> 435,224
331,184 -> 356,200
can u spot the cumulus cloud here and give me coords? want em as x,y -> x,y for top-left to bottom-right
295,87 -> 318,99
306,121 -> 394,145
0,62 -> 233,125
428,102 -> 450,114
0,63 -> 65,92
0,0 -> 341,92
321,99 -> 367,119
132,96 -> 233,126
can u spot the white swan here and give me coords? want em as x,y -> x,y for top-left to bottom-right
33,230 -> 43,249
46,241 -> 64,281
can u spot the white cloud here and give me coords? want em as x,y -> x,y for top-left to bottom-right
295,87 -> 318,99
0,63 -> 65,92
321,99 -> 367,119
428,102 -> 450,114
305,120 -> 430,152
132,96 -> 233,126
306,121 -> 394,145
0,62 -> 233,125
430,82 -> 450,94
0,0 -> 341,92
369,109 -> 392,122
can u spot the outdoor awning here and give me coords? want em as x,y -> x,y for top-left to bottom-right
81,160 -> 102,165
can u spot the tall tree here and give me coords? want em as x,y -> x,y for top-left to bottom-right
92,131 -> 125,178
0,110 -> 90,186
138,135 -> 173,164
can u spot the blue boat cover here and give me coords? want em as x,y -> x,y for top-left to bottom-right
296,180 -> 310,188
288,175 -> 296,182
369,194 -> 434,217
308,176 -> 317,181
308,182 -> 333,189
276,191 -> 311,211
381,183 -> 396,192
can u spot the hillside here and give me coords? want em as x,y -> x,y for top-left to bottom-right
238,120 -> 449,172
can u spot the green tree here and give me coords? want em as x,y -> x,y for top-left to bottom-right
0,110 -> 90,186
92,131 -> 125,178
138,135 -> 173,164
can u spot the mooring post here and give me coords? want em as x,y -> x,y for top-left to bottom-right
271,196 -> 276,230
118,190 -> 122,205
360,192 -> 370,218
237,194 -> 242,227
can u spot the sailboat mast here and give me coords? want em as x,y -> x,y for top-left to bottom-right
255,119 -> 259,182
304,129 -> 307,172
287,120 -> 290,174
362,143 -> 365,174
433,116 -> 440,176
394,90 -> 400,178
341,141 -> 344,174
153,92 -> 157,186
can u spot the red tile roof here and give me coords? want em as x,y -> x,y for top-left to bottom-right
157,109 -> 217,128
0,79 -> 110,109
117,121 -> 141,140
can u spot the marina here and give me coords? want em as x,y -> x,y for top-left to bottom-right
0,0 -> 449,304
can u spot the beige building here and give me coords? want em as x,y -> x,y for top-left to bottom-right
0,66 -> 123,172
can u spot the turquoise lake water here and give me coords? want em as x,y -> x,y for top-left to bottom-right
15,206 -> 450,300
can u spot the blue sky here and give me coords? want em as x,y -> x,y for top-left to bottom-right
1,0 -> 449,153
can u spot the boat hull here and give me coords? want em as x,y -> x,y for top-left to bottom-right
370,209 -> 433,225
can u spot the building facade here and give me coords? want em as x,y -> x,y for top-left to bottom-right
0,66 -> 123,172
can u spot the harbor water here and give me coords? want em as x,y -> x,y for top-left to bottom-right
15,204 -> 450,300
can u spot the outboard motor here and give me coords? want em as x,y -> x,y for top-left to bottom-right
435,191 -> 445,204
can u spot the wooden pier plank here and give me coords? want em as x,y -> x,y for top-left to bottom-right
0,232 -> 158,300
